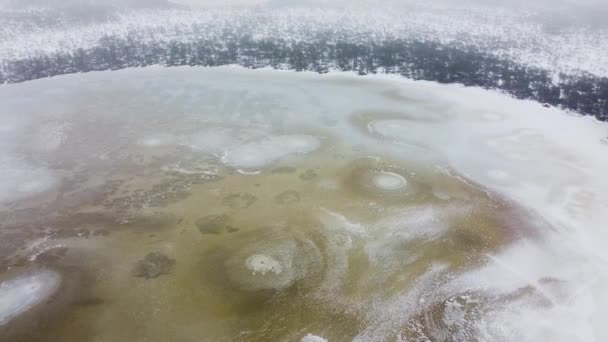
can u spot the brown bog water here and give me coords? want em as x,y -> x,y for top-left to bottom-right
1,67 -> 606,342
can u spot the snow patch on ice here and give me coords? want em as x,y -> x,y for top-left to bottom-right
301,333 -> 328,342
245,254 -> 283,276
0,157 -> 58,204
371,171 -> 408,190
0,270 -> 61,325
221,134 -> 320,170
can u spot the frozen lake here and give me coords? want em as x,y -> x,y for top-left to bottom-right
1,66 -> 607,341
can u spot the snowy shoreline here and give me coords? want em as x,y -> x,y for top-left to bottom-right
1,5 -> 607,120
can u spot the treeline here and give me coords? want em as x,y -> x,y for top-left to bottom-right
1,34 -> 606,121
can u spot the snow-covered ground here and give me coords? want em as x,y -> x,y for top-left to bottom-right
1,4 -> 606,77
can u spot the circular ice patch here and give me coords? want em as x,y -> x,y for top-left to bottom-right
246,254 -> 283,276
221,229 -> 322,292
347,159 -> 416,199
225,241 -> 297,291
371,171 -> 408,190
0,270 -> 61,325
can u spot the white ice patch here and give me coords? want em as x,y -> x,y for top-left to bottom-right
375,205 -> 455,242
224,232 -> 319,291
364,205 -> 455,272
371,171 -> 408,190
319,208 -> 367,236
301,333 -> 328,342
221,135 -> 320,170
161,160 -> 220,177
186,130 -> 238,154
0,270 -> 61,325
487,169 -> 510,181
184,127 -> 269,155
245,254 -> 283,276
33,121 -> 71,152
367,119 -> 439,148
0,157 -> 58,204
137,134 -> 177,147
354,263 -> 449,342
0,115 -> 28,149
441,239 -> 598,342
359,77 -> 608,341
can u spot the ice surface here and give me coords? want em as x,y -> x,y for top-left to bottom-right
1,66 -> 607,340
221,135 -> 320,170
0,157 -> 58,204
137,134 -> 177,147
301,333 -> 328,342
371,171 -> 408,190
245,254 -> 283,276
0,270 -> 61,325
